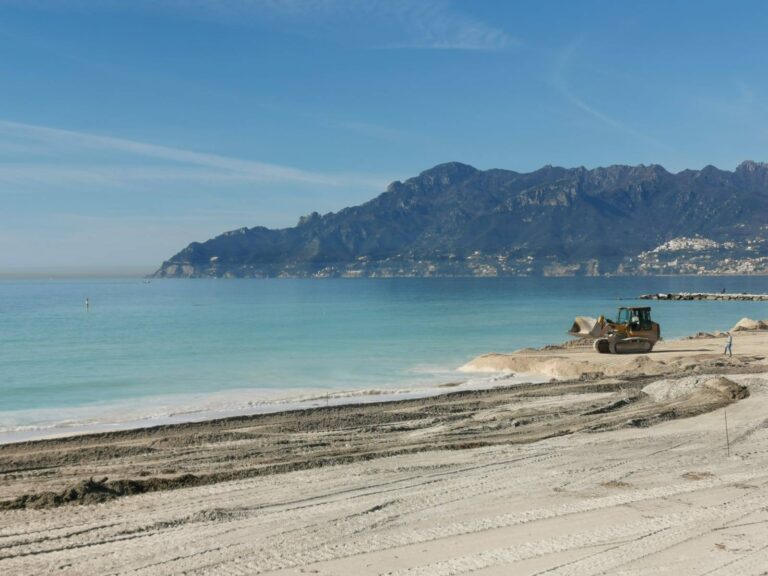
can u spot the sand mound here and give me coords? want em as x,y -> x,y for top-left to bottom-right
731,318 -> 768,332
684,331 -> 727,339
642,375 -> 748,403
459,354 -> 605,380
1,473 -> 202,510
540,338 -> 594,351
608,355 -> 667,377
461,351 -> 671,381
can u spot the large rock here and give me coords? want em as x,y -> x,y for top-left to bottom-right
731,318 -> 768,332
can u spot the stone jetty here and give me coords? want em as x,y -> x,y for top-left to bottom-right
640,292 -> 768,301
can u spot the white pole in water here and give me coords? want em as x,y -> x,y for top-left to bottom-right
724,408 -> 730,457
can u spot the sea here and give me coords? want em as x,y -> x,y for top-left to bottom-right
2,276 -> 767,442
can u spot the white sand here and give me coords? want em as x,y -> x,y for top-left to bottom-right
2,373 -> 768,575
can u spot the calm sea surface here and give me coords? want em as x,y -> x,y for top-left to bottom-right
1,276 -> 767,438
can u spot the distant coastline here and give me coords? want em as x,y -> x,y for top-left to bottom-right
151,266 -> 768,279
152,161 -> 768,279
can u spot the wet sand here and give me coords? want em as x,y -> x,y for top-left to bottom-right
1,331 -> 767,575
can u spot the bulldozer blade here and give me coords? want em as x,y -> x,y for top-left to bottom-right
569,316 -> 602,338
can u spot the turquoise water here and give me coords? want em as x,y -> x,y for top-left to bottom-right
1,276 -> 767,437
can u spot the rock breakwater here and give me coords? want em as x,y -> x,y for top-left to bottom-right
640,292 -> 768,301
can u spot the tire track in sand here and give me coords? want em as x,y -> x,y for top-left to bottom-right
382,489 -> 768,576
170,472 -> 767,576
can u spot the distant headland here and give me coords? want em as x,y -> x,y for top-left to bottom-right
153,161 -> 768,278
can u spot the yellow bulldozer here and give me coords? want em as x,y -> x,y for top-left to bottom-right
568,306 -> 661,354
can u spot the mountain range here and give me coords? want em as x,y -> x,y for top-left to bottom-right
153,161 -> 768,278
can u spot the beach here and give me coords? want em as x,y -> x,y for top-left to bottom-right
1,329 -> 768,574
5,2 -> 768,575
5,276 -> 768,439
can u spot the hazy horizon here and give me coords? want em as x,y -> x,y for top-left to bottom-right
0,265 -> 156,279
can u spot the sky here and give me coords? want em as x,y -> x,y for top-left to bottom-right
2,0 -> 768,274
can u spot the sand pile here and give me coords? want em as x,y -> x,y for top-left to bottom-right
642,375 -> 748,403
460,352 -> 671,380
541,338 -> 595,350
461,326 -> 768,383
459,354 -> 602,380
607,355 -> 667,377
731,318 -> 768,332
684,331 -> 727,339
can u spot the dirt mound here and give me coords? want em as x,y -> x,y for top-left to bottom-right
642,376 -> 748,403
608,355 -> 667,377
731,318 -> 768,332
701,376 -> 751,400
0,474 -> 203,510
684,331 -> 726,340
540,338 -> 595,351
460,351 -> 673,380
2,476 -> 117,509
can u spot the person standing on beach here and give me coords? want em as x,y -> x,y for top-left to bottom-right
724,332 -> 733,357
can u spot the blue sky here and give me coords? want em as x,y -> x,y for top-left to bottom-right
2,0 -> 767,274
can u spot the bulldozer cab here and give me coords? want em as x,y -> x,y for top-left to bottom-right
617,307 -> 653,331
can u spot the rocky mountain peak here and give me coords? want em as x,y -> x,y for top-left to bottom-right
415,162 -> 479,186
736,160 -> 768,172
153,160 -> 768,278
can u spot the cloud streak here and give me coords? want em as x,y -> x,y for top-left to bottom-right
370,1 -> 517,51
4,0 -> 517,52
551,42 -> 674,153
0,120 -> 390,190
148,0 -> 518,50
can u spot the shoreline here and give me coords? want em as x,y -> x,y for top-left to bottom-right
2,328 -> 768,574
1,330 -> 765,482
2,365 -> 762,510
3,328 -> 765,445
0,372 -> 548,445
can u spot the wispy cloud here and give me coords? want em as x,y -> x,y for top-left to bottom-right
149,0 -> 518,50
369,1 -> 518,51
690,81 -> 766,122
0,120 -> 390,190
5,0 -> 517,52
551,42 -> 673,153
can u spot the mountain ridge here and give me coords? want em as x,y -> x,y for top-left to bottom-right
153,161 -> 768,278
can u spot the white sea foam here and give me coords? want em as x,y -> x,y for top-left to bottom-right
0,370 -> 547,444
